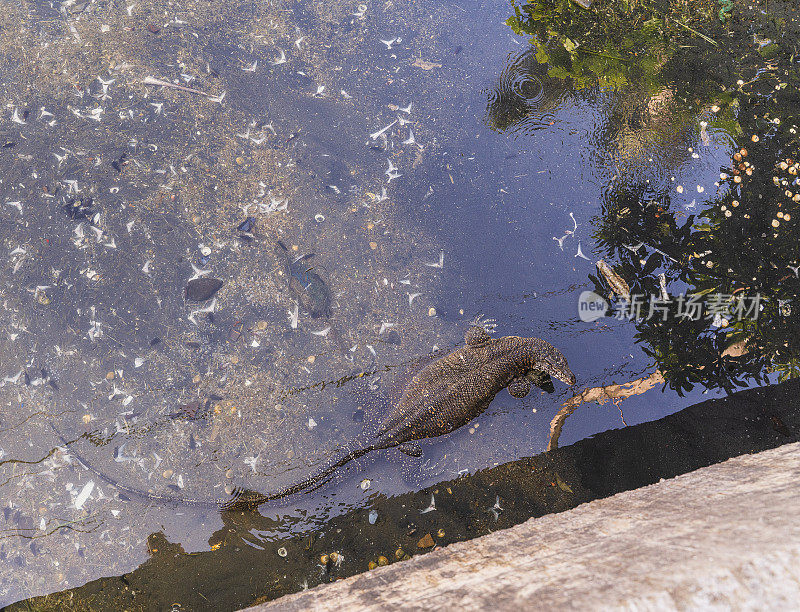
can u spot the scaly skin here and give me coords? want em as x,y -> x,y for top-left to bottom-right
56,326 -> 575,512
375,329 -> 575,444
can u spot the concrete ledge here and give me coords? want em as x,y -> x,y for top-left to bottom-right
253,442 -> 800,610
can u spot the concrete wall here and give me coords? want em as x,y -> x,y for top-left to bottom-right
252,442 -> 800,610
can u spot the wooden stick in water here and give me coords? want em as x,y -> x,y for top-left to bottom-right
142,76 -> 224,100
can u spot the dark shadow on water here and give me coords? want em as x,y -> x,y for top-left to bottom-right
9,379 -> 799,611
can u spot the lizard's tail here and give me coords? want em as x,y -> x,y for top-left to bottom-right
49,413 -> 381,512
48,421 -> 222,509
48,388 -> 386,511
220,440 -> 377,511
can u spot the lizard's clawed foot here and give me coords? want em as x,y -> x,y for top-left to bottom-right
472,314 -> 497,333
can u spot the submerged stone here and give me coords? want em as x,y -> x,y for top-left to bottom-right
185,278 -> 223,302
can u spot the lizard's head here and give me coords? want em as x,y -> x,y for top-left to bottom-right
526,339 -> 576,386
544,352 -> 576,386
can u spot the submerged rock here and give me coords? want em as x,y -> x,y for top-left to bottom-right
185,278 -> 223,302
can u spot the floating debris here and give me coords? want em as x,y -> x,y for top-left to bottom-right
244,455 -> 260,473
188,263 -> 211,282
380,37 -> 401,50
288,302 -> 299,329
3,370 -> 24,385
185,278 -> 223,302
555,473 -> 573,493
424,251 -> 444,268
11,108 -> 27,125
385,159 -> 402,182
74,481 -> 95,510
187,298 -> 217,325
368,509 -> 378,524
489,495 -> 503,520
260,197 -> 288,215
412,58 -> 441,70
575,242 -> 591,261
370,120 -> 397,140
271,49 -> 287,65
142,76 -> 225,102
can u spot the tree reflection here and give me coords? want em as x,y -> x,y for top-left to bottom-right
593,113 -> 800,394
502,0 -> 800,393
506,0 -> 718,92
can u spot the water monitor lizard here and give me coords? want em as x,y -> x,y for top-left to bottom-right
54,324 -> 575,511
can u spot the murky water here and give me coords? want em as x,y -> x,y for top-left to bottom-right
1,0 -> 798,608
